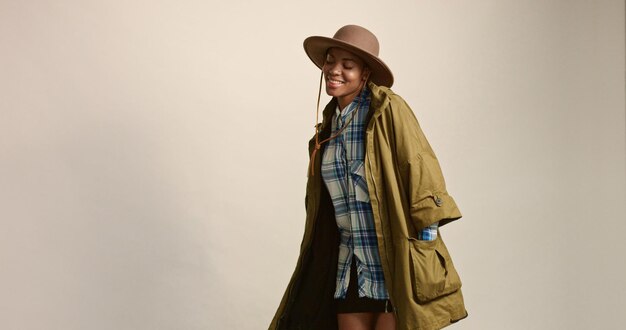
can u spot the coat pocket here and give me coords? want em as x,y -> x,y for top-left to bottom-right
408,235 -> 462,303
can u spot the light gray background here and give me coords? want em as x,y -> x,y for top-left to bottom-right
1,1 -> 625,329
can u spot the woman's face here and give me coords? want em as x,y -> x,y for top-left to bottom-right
323,47 -> 369,108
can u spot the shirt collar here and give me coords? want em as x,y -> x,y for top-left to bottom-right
336,87 -> 371,118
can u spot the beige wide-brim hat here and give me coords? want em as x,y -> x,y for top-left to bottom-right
303,25 -> 394,87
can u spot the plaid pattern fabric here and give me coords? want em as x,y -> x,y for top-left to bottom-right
417,223 -> 439,240
321,88 -> 387,299
321,88 -> 439,300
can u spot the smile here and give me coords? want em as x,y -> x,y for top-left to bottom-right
327,78 -> 345,87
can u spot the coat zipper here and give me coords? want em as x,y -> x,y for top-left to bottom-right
366,132 -> 400,323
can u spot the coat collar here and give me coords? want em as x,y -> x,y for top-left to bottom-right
367,81 -> 391,117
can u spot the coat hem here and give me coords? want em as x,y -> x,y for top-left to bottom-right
408,309 -> 468,330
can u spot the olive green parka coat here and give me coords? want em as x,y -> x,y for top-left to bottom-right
270,82 -> 467,330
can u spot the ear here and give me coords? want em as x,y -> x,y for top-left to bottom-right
362,66 -> 371,81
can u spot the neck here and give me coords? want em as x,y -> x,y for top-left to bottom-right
337,82 -> 366,109
337,97 -> 354,110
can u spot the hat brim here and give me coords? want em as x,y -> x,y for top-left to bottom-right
303,36 -> 394,88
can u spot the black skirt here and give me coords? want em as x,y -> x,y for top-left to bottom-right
335,258 -> 393,314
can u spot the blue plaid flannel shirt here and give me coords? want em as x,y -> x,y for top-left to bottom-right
321,87 -> 438,300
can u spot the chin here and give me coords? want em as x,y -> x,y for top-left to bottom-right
325,87 -> 340,97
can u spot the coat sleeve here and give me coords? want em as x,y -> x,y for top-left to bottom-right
390,94 -> 462,230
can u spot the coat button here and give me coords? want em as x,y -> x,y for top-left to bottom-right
435,197 -> 443,206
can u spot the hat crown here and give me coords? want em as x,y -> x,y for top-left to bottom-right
303,24 -> 393,87
332,25 -> 379,57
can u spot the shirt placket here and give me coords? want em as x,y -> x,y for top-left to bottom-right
333,110 -> 351,240
341,107 -> 363,279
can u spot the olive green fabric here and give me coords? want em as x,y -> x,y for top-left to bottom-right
270,82 -> 467,330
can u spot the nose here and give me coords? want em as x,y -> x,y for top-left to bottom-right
325,62 -> 341,75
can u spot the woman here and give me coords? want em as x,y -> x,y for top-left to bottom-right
270,25 -> 467,330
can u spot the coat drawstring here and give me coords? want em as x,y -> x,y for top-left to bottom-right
309,70 -> 365,176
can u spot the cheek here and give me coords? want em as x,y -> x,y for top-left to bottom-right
344,71 -> 362,83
